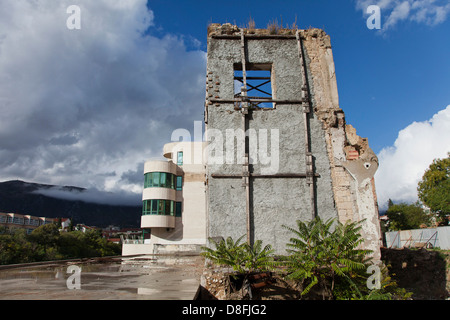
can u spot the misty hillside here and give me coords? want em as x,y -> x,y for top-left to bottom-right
0,180 -> 141,228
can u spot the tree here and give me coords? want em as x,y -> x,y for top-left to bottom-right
57,229 -> 121,258
0,228 -> 36,264
388,199 -> 394,208
418,154 -> 450,225
29,223 -> 61,258
57,231 -> 84,258
0,224 -> 121,265
386,202 -> 431,231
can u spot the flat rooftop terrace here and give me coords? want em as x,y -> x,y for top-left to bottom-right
0,255 -> 204,300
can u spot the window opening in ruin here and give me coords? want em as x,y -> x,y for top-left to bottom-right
234,63 -> 274,108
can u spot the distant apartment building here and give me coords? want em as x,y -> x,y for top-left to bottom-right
122,141 -> 207,255
0,212 -> 68,234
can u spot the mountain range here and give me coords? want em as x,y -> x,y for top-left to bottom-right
0,180 -> 141,228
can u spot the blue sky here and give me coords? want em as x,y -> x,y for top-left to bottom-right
147,0 -> 450,153
0,0 -> 448,208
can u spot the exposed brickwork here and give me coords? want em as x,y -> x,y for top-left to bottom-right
300,28 -> 382,260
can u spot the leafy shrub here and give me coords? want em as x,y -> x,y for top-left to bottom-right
201,218 -> 414,300
0,224 -> 121,265
201,236 -> 274,274
280,217 -> 372,299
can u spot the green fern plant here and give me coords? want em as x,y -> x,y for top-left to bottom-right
280,217 -> 373,299
201,235 -> 247,273
201,236 -> 274,274
243,240 -> 274,273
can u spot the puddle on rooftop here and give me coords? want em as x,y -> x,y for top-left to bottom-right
0,255 -> 204,300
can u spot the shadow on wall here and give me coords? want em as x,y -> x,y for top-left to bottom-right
165,219 -> 184,241
381,248 -> 450,300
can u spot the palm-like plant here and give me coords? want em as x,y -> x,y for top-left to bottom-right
281,217 -> 372,299
243,240 -> 274,273
201,236 -> 274,274
201,235 -> 247,273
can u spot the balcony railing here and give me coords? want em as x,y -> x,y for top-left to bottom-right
122,239 -> 145,244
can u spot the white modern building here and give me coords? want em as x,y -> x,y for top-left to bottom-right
122,141 -> 207,255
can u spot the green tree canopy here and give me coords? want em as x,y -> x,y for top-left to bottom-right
0,224 -> 121,265
417,154 -> 450,225
386,202 -> 431,231
29,223 -> 60,253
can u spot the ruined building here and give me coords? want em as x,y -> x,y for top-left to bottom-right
204,24 -> 382,260
123,23 -> 382,261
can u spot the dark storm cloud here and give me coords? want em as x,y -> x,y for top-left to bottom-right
0,0 -> 206,197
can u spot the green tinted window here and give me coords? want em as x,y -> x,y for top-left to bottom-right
160,172 -> 167,188
143,199 -> 177,216
152,172 -> 160,187
175,202 -> 182,217
176,176 -> 183,191
144,172 -> 177,189
151,199 -> 158,215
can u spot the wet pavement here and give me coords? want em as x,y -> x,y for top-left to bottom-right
0,255 -> 204,300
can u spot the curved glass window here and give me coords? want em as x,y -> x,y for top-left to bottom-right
144,172 -> 176,189
142,199 -> 175,216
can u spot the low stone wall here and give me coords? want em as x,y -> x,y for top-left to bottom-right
122,243 -> 153,256
381,247 -> 450,300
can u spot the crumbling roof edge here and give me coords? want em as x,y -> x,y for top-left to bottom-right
207,23 -> 328,40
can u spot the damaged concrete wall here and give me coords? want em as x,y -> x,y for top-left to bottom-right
204,24 -> 382,259
301,28 -> 382,260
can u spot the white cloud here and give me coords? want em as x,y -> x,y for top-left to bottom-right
33,186 -> 141,206
375,105 -> 450,209
384,1 -> 411,29
357,0 -> 450,31
0,0 -> 206,199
